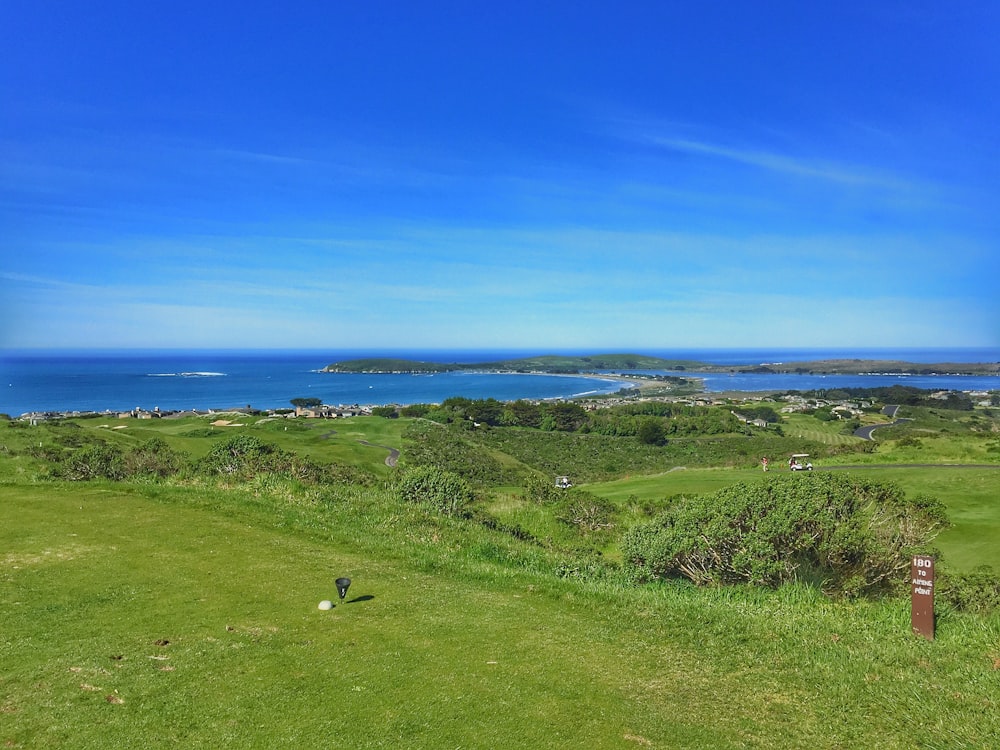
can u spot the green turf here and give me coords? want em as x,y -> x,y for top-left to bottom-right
4,412 -> 1000,748
4,483 -> 1000,748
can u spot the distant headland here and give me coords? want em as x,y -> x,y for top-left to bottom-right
323,353 -> 1000,377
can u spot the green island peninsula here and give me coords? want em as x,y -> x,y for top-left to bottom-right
322,353 -> 1000,377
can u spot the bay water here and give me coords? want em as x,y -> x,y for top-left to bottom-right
1,348 -> 997,417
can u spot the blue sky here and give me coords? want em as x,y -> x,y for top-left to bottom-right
2,2 -> 998,351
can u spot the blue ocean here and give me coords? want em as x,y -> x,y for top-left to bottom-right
1,348 -> 998,417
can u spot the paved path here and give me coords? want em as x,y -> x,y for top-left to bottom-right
821,463 -> 1000,471
358,440 -> 400,467
854,404 -> 911,440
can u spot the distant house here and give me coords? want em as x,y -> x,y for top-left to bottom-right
118,407 -> 159,419
295,404 -> 368,418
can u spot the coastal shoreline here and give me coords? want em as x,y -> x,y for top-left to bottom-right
4,353 -> 999,419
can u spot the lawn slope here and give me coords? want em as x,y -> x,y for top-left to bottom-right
3,480 -> 999,749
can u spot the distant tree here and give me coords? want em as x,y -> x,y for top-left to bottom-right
544,402 -> 588,432
509,400 -> 543,428
290,397 -> 322,409
371,405 -> 398,418
467,398 -> 504,426
740,405 -> 781,423
637,418 -> 667,446
400,403 -> 432,417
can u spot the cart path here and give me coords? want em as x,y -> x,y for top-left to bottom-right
358,440 -> 400,467
854,404 -> 911,440
820,464 -> 1000,470
318,429 -> 399,467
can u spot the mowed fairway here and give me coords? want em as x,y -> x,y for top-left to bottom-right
4,481 -> 1000,748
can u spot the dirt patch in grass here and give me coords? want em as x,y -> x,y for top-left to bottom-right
3,545 -> 93,568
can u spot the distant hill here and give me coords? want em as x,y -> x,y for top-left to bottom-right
322,353 -> 702,374
717,359 -> 1000,376
323,354 -> 1000,377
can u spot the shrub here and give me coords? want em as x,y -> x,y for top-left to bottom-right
939,566 -> 1000,613
523,474 -> 565,505
60,442 -> 127,481
55,436 -> 181,482
122,437 -> 183,478
621,473 -> 947,596
197,434 -> 289,478
398,466 -> 474,516
555,491 -> 616,534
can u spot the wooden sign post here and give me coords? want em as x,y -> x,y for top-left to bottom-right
911,555 -> 935,640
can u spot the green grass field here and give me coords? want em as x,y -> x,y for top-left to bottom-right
65,415 -> 409,471
3,412 -> 1000,748
5,483 -> 1000,749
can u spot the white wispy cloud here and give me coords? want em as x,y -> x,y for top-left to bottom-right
644,134 -> 906,189
0,271 -> 100,292
210,149 -> 318,166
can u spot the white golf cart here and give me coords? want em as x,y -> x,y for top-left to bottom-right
789,453 -> 813,471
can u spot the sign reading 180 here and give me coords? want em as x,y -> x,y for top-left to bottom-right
912,557 -> 933,594
911,555 -> 935,640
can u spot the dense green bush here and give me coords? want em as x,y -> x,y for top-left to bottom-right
197,434 -> 290,478
621,473 -> 947,596
55,437 -> 184,481
122,437 -> 183,478
939,566 -> 1000,613
398,466 -> 474,516
59,442 -> 127,480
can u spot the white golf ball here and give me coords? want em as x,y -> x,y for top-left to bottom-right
318,600 -> 333,610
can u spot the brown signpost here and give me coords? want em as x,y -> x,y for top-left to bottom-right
911,555 -> 935,640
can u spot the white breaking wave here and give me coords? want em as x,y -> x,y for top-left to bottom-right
147,372 -> 227,378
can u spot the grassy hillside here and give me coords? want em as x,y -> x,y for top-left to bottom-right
5,481 -> 1000,749
3,405 -> 1000,748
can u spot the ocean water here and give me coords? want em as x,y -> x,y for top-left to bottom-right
0,350 -> 625,416
1,348 -> 998,416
